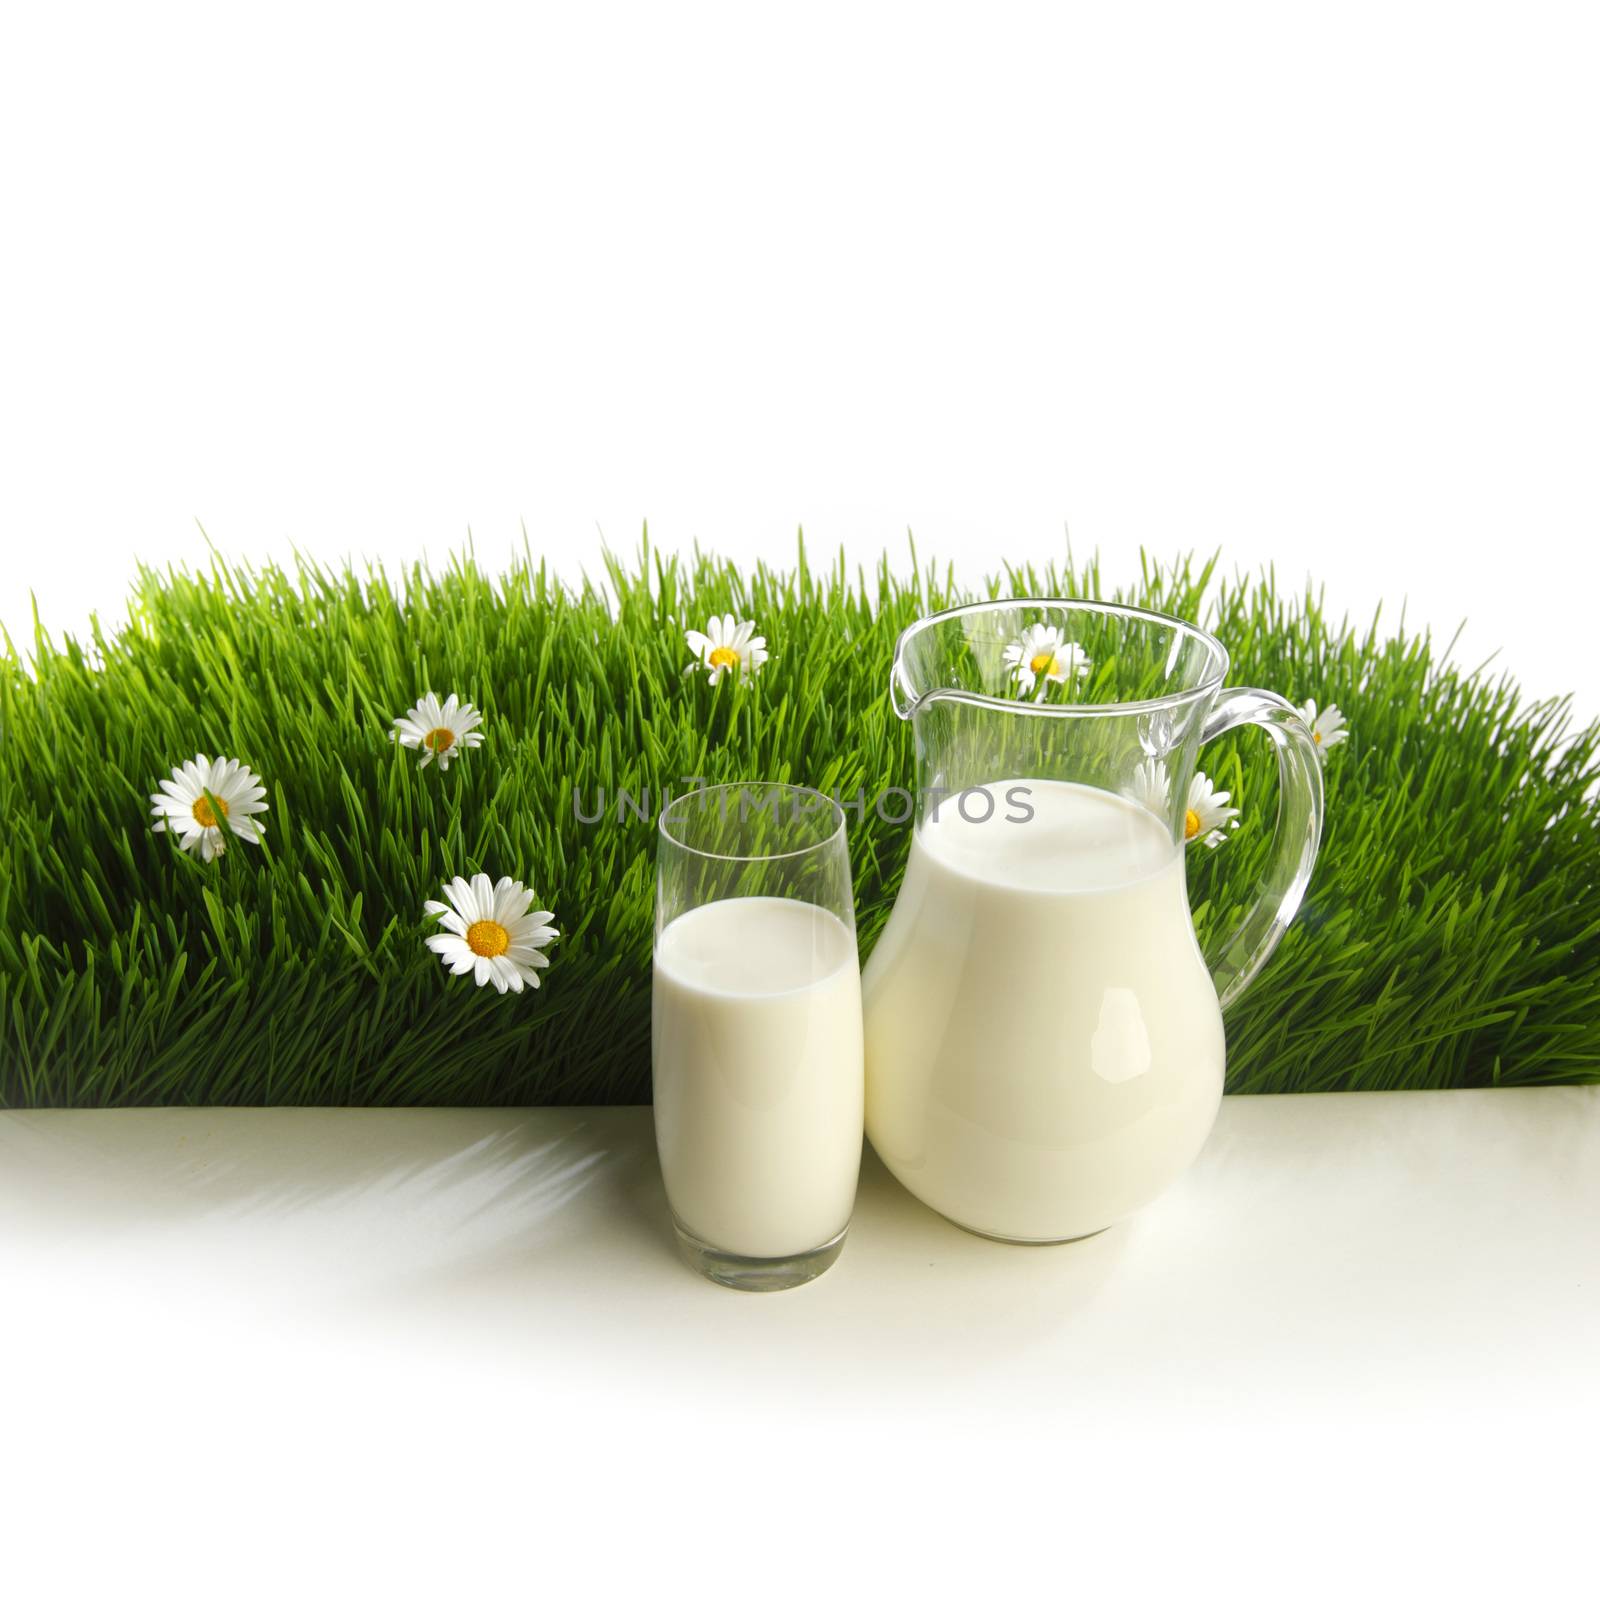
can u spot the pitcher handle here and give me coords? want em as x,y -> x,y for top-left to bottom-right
1199,687 -> 1325,1011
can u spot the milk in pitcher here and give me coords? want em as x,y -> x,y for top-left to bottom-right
863,779 -> 1224,1241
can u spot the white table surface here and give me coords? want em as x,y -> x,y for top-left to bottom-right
4,1088 -> 1597,1594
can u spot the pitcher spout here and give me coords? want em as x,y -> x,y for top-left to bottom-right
889,650 -> 922,721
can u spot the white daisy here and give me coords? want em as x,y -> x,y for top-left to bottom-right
392,692 -> 485,770
424,873 -> 559,994
150,755 -> 269,863
1123,755 -> 1172,817
1001,624 -> 1091,694
684,614 -> 768,684
1183,770 -> 1240,850
1300,698 -> 1348,761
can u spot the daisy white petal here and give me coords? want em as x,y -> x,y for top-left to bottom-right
494,877 -> 529,924
1121,756 -> 1172,818
471,873 -> 497,921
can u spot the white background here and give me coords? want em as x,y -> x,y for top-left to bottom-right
3,2 -> 1598,720
3,2 -> 1598,1593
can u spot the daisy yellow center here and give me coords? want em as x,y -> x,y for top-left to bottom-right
192,793 -> 229,828
1184,808 -> 1202,840
708,646 -> 739,670
424,727 -> 457,754
1029,650 -> 1056,676
1313,729 -> 1323,744
465,919 -> 509,958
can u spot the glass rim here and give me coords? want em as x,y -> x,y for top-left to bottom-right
657,781 -> 847,864
892,596 -> 1231,719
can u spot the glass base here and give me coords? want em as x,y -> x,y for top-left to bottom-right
672,1217 -> 848,1292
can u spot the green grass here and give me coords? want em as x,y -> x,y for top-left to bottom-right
2,535 -> 1597,1106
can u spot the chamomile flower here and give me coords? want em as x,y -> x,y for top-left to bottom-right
392,692 -> 485,770
1300,699 -> 1348,761
1183,771 -> 1239,849
1123,755 -> 1172,817
1002,624 -> 1091,694
149,755 -> 269,863
684,614 -> 768,684
424,873 -> 559,994
1121,757 -> 1237,848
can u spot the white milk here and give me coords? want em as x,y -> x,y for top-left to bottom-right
652,896 -> 864,1259
863,779 -> 1224,1242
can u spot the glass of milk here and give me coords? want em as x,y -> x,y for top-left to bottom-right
652,782 -> 863,1291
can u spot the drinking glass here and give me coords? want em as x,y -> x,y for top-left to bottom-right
653,782 -> 864,1291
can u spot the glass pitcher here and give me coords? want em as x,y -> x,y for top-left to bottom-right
862,598 -> 1323,1243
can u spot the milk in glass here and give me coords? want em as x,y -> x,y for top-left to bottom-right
653,896 -> 864,1259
